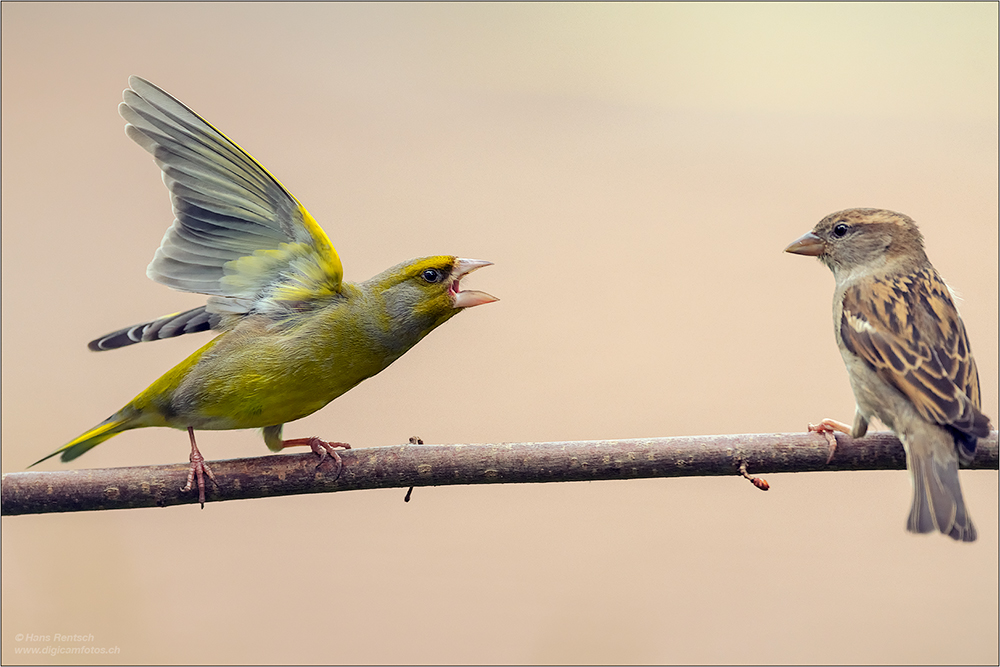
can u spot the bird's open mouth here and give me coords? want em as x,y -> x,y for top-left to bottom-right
451,258 -> 498,308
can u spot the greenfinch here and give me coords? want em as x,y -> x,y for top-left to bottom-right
786,208 -> 990,541
33,76 -> 497,506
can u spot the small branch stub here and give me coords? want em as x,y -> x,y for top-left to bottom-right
403,436 -> 423,503
739,462 -> 769,491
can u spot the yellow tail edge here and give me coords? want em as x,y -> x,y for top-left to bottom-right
30,417 -> 130,467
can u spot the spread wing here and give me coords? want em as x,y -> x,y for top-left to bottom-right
120,75 -> 343,319
840,268 -> 989,447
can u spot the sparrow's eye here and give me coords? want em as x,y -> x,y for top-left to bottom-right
421,268 -> 445,284
832,222 -> 850,238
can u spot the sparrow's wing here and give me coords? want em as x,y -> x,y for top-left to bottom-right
120,76 -> 343,319
840,268 -> 989,446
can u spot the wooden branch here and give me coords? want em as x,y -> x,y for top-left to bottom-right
2,431 -> 997,515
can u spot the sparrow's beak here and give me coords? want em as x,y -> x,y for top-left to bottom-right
784,231 -> 824,256
450,258 -> 498,308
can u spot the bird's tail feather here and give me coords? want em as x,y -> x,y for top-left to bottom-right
88,306 -> 218,351
30,417 -> 132,467
907,454 -> 976,542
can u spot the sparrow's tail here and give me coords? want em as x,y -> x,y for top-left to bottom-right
30,416 -> 134,467
906,449 -> 976,543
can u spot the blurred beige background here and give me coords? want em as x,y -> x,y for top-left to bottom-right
2,3 -> 997,664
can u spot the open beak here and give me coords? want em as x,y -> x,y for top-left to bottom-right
450,258 -> 498,308
784,231 -> 824,256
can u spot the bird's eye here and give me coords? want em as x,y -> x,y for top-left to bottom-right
832,222 -> 850,238
421,268 -> 445,283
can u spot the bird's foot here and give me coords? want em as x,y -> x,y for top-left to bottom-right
807,418 -> 851,463
181,427 -> 218,508
281,437 -> 351,479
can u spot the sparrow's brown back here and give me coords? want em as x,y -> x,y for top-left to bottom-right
839,252 -> 989,461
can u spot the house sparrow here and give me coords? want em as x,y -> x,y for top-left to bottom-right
785,208 -> 990,542
31,76 -> 497,506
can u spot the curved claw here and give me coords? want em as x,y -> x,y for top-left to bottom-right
807,419 -> 849,464
281,437 -> 351,480
181,427 -> 218,508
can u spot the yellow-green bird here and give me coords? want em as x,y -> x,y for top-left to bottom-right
32,76 -> 497,505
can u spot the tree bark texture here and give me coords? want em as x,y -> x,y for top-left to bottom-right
2,430 -> 997,515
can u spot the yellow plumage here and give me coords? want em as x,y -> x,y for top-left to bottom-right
33,77 -> 496,505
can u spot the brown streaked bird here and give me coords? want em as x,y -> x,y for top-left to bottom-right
785,208 -> 991,542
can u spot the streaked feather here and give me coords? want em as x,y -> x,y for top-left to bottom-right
840,267 -> 988,453
89,307 -> 221,351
